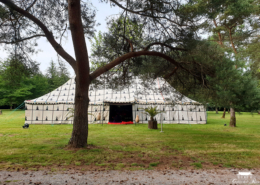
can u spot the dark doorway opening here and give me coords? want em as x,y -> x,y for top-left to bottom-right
109,105 -> 133,123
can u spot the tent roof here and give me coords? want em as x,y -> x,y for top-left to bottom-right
25,76 -> 201,105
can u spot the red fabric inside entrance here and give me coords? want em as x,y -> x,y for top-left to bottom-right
108,121 -> 133,125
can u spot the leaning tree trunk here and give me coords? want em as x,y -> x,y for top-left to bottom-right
67,0 -> 90,148
221,108 -> 226,118
215,107 -> 218,114
229,107 -> 236,127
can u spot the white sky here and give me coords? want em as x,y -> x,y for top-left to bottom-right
0,1 -> 121,77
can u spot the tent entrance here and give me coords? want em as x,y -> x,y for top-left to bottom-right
108,104 -> 133,124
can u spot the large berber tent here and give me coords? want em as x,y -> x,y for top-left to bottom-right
24,75 -> 207,125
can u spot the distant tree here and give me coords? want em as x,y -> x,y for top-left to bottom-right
27,73 -> 49,100
45,60 -> 60,92
57,60 -> 70,84
0,57 -> 35,109
183,0 -> 260,124
206,57 -> 260,127
45,60 -> 70,92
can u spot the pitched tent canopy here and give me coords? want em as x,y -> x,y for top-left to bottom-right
24,75 -> 207,124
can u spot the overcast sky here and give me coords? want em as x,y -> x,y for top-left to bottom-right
0,1 -> 121,77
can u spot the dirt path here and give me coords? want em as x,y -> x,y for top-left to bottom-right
0,169 -> 260,185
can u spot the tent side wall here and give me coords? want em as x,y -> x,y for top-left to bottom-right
132,104 -> 206,124
25,103 -> 206,125
25,103 -> 74,124
25,103 -> 110,124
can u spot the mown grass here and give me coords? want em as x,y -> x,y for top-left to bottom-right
0,109 -> 260,170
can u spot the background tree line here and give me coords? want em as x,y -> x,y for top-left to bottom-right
0,56 -> 71,110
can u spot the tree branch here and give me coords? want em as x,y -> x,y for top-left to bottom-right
213,19 -> 223,46
25,0 -> 37,11
164,67 -> 178,79
119,34 -> 134,52
0,34 -> 45,44
110,0 -> 187,26
143,42 -> 187,51
0,0 -> 77,71
90,50 -> 181,80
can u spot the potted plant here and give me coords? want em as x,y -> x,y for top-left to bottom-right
141,106 -> 165,129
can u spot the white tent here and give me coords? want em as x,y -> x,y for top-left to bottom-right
24,76 -> 207,124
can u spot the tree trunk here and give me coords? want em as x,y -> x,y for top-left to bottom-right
221,108 -> 226,118
215,107 -> 218,114
10,105 -> 12,111
228,109 -> 230,114
229,107 -> 236,127
258,110 -> 260,114
68,81 -> 90,148
67,0 -> 90,148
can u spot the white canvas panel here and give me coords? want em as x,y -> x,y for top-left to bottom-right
64,104 -> 74,111
57,95 -> 67,102
171,111 -> 179,123
188,111 -> 197,124
25,104 -> 33,111
69,85 -> 75,91
175,104 -> 181,111
88,105 -> 95,122
101,106 -> 110,123
162,105 -> 171,123
43,105 -> 54,111
63,111 -> 72,122
53,104 -> 63,111
104,93 -> 112,100
132,104 -> 137,123
43,110 -> 54,123
161,111 -> 168,123
25,104 -> 32,123
61,84 -> 70,90
180,105 -> 187,111
95,95 -> 103,102
92,105 -> 102,123
197,105 -> 205,112
154,105 -> 162,122
96,90 -> 103,96
136,104 -> 144,123
89,96 -> 95,102
178,109 -> 189,124
36,93 -> 50,101
61,119 -> 73,124
190,105 -> 198,112
32,108 -> 43,124
67,91 -> 75,97
88,104 -> 93,112
197,112 -> 206,124
47,95 -> 59,102
53,109 -> 64,123
67,96 -> 74,102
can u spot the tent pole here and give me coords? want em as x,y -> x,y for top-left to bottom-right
160,105 -> 163,133
102,103 -> 104,126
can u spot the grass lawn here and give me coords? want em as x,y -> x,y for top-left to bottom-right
0,109 -> 259,171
